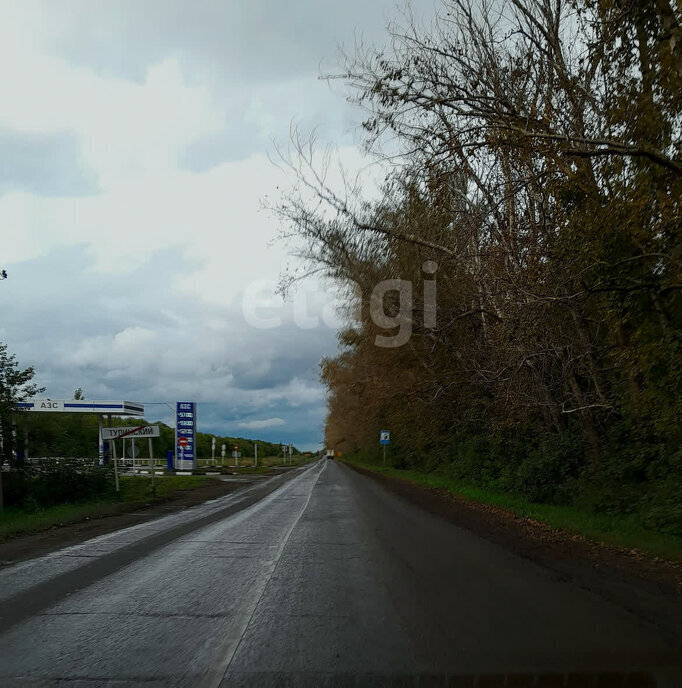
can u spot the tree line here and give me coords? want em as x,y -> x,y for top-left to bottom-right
13,414 -> 294,462
276,0 -> 681,534
0,342 -> 297,462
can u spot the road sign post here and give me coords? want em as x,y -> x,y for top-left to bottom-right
102,425 -> 161,491
379,430 -> 390,466
178,435 -> 188,470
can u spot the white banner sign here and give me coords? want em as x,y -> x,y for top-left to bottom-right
31,400 -> 65,412
102,425 -> 160,440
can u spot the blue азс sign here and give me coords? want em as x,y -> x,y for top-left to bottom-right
175,402 -> 196,468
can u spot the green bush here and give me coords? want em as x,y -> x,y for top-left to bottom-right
1,460 -> 115,509
511,432 -> 584,504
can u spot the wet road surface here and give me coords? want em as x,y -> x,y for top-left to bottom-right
0,460 -> 679,686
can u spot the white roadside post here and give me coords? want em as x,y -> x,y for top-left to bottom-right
211,437 -> 216,465
221,443 -> 226,466
148,436 -> 155,492
98,415 -> 103,465
112,438 -> 119,493
254,443 -> 258,468
107,413 -> 112,463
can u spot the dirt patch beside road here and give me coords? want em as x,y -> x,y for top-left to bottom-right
0,469 -> 290,566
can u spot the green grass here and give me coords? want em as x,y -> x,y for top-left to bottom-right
196,455 -> 316,473
0,460 -> 316,543
342,458 -> 682,562
0,475 -> 210,542
118,474 -> 208,501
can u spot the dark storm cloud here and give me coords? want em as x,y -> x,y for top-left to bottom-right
0,128 -> 98,197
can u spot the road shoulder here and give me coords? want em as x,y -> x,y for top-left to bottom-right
344,460 -> 682,648
0,470 -> 291,566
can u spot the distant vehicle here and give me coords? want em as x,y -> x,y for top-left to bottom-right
325,449 -> 334,459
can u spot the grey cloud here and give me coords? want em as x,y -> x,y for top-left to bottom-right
0,128 -> 98,197
31,0 -> 412,170
38,0 -> 400,84
178,82 -> 363,171
236,418 -> 285,430
1,245 -> 334,449
228,353 -> 320,392
179,124 -> 260,171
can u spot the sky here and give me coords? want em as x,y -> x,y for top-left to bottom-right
0,0 -> 418,451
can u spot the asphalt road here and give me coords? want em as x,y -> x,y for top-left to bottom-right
0,459 -> 679,686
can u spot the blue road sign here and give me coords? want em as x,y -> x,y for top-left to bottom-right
380,430 -> 390,445
175,401 -> 196,469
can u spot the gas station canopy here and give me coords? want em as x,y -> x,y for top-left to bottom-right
17,400 -> 144,416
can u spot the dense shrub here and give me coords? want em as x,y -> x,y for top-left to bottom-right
1,460 -> 115,510
355,425 -> 681,535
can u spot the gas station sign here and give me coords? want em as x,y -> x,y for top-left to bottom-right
175,402 -> 196,470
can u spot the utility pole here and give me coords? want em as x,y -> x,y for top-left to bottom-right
98,415 -> 104,465
112,438 -> 119,493
254,443 -> 258,467
107,413 -> 113,463
149,437 -> 155,495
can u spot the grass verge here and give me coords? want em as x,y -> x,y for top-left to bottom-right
196,456 -> 316,473
0,475 -> 210,542
342,457 -> 682,562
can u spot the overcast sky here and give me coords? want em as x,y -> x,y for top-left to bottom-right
0,0 -> 422,451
